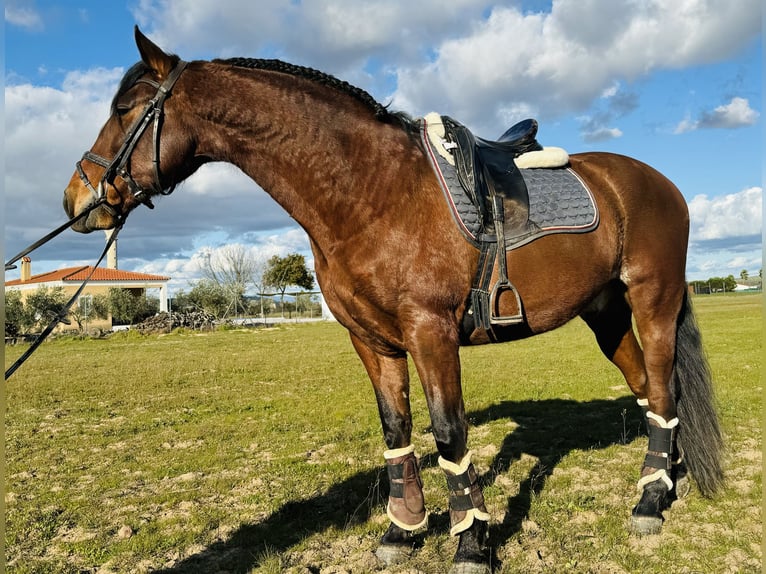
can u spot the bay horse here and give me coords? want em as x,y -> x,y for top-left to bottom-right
63,28 -> 723,572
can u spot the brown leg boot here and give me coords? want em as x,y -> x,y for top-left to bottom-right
384,445 -> 428,531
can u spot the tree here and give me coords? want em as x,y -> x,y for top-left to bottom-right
24,286 -> 68,332
68,295 -> 109,333
5,290 -> 25,337
740,269 -> 749,281
200,244 -> 265,317
263,253 -> 315,316
107,288 -> 158,325
184,279 -> 230,318
707,275 -> 737,293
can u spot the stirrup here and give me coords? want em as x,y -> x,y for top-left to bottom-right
489,279 -> 524,325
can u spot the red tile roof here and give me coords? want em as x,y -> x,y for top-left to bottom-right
5,266 -> 170,286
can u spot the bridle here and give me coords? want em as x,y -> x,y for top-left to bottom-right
76,59 -> 189,213
4,60 -> 189,380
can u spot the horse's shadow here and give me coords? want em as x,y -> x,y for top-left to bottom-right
155,395 -> 643,573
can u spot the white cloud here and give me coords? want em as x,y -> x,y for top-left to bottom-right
675,97 -> 760,133
3,67 -> 294,268
132,0 -> 490,74
699,97 -> 760,129
133,0 -> 760,130
686,186 -> 762,279
392,0 -> 761,129
5,0 -> 762,285
581,127 -> 623,143
5,2 -> 43,30
688,186 -> 762,241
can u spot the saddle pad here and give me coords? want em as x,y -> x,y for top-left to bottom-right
421,120 -> 599,250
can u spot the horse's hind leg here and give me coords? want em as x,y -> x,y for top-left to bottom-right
580,281 -> 648,400
623,277 -> 687,534
581,280 -> 684,534
349,334 -> 427,565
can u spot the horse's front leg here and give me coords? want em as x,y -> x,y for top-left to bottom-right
349,334 -> 427,564
406,320 -> 491,573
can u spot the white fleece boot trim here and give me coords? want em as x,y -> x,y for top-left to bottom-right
636,398 -> 649,407
448,508 -> 491,536
637,468 -> 673,491
437,451 -> 474,474
646,411 -> 679,429
637,410 -> 678,491
386,503 -> 429,531
384,444 -> 415,460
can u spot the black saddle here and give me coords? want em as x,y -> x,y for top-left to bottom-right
438,116 -> 546,329
477,118 -> 543,155
441,116 -> 542,240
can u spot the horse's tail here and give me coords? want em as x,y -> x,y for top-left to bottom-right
673,291 -> 724,496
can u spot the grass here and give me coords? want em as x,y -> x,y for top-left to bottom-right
4,293 -> 762,573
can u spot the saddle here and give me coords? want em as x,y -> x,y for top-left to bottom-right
442,116 -> 542,242
421,114 -> 597,334
439,116 -> 544,329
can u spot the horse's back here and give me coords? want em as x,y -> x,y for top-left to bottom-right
569,152 -> 690,282
569,151 -> 688,228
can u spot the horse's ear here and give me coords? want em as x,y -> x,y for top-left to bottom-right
134,26 -> 174,79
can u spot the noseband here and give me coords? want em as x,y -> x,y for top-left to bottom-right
76,60 -> 188,213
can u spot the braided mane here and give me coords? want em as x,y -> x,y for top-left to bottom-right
217,58 -> 388,117
214,57 -> 421,142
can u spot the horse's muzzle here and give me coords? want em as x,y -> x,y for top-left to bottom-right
63,191 -> 118,233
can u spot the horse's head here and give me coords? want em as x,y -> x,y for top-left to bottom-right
63,27 -> 201,232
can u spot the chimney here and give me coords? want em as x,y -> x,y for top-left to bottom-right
104,229 -> 118,269
21,257 -> 32,282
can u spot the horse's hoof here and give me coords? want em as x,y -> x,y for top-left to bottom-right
630,514 -> 663,536
449,562 -> 491,574
375,543 -> 411,566
673,474 -> 691,499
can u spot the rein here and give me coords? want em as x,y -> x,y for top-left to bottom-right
5,218 -> 125,380
4,199 -> 109,273
5,60 -> 190,380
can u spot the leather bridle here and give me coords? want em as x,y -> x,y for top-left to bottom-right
76,59 -> 189,214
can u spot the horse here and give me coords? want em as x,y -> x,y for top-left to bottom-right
62,27 -> 723,573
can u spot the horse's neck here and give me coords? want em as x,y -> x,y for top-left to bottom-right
191,67 -> 406,240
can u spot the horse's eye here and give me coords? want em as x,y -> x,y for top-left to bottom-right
115,104 -> 132,116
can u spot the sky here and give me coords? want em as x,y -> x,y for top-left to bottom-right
4,0 -> 763,294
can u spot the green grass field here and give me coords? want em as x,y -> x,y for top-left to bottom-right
4,293 -> 762,573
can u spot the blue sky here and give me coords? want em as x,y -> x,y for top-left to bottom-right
5,0 -> 763,291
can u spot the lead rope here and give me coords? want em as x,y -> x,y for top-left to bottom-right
5,218 -> 124,380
